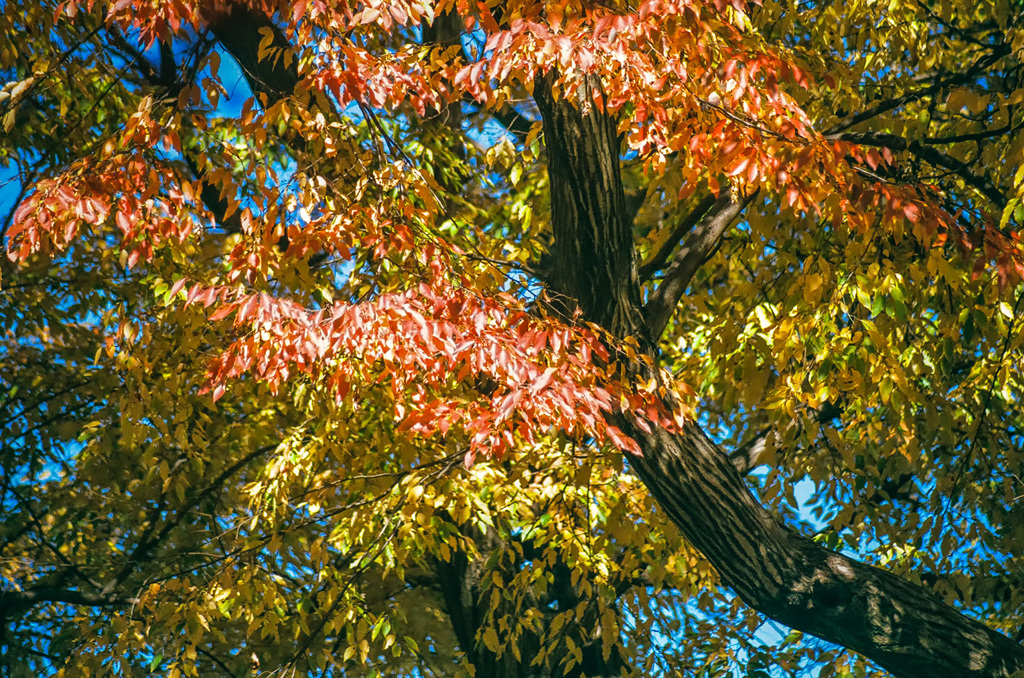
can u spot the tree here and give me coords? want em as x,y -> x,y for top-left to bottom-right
2,0 -> 1024,675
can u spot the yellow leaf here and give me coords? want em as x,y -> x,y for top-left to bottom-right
482,627 -> 500,652
945,87 -> 970,112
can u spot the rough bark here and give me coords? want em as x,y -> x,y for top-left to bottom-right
533,72 -> 648,342
531,73 -> 1024,678
628,424 -> 1024,678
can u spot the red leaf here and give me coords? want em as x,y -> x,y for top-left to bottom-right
530,366 -> 557,394
606,425 -> 641,456
729,156 -> 753,178
209,303 -> 237,322
903,202 -> 920,222
168,278 -> 187,300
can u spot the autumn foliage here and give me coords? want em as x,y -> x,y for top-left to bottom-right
2,0 -> 1024,674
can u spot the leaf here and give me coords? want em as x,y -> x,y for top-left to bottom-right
482,628 -> 500,653
208,303 -> 236,321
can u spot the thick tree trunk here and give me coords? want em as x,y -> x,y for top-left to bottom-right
433,535 -> 537,678
628,424 -> 1024,677
532,74 -> 1024,678
534,73 -> 648,342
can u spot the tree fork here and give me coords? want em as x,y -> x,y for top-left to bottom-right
531,73 -> 1024,678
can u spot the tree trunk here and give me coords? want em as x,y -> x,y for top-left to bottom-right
532,73 -> 1024,678
534,72 -> 648,343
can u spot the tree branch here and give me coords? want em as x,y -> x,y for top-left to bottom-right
824,47 -> 1008,135
829,131 -> 1008,208
0,587 -> 135,615
477,102 -> 535,144
638,193 -> 717,282
644,191 -> 757,340
923,120 -> 1020,145
626,421 -> 1024,678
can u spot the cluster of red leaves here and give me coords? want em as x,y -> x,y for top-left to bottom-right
7,95 -> 199,265
63,0 -> 200,45
186,268 -> 677,461
315,44 -> 446,117
276,201 -> 417,264
6,153 -> 195,268
8,155 -> 677,464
